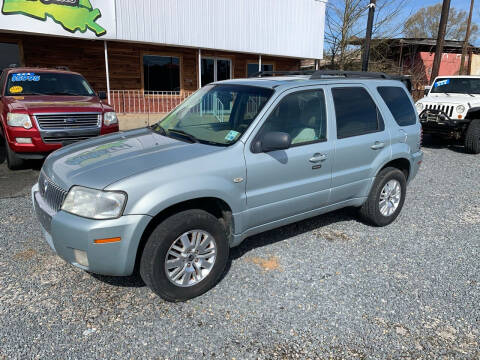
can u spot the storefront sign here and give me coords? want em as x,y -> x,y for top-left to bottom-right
0,0 -> 116,39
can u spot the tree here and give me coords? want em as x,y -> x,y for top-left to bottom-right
324,0 -> 409,70
404,3 -> 479,41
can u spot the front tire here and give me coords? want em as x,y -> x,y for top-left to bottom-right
140,209 -> 229,302
464,119 -> 480,154
359,167 -> 407,226
5,143 -> 24,170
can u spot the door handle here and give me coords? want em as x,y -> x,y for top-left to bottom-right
370,141 -> 385,150
309,153 -> 328,163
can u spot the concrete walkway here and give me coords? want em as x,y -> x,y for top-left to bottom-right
118,113 -> 167,131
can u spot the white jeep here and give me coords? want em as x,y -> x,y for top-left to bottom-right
415,75 -> 480,154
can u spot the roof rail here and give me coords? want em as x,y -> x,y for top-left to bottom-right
55,66 -> 70,71
310,70 -> 390,79
248,70 -> 315,78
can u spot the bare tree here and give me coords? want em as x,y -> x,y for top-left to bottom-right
404,3 -> 479,41
324,0 -> 410,70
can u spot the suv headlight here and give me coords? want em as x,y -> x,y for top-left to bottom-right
103,112 -> 118,126
61,186 -> 126,219
7,113 -> 32,129
415,103 -> 424,113
456,105 -> 466,114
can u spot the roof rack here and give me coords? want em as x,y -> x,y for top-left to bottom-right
310,70 -> 390,79
248,70 -> 315,78
55,66 -> 70,71
249,70 -> 391,80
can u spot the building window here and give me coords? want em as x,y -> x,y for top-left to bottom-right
247,63 -> 274,77
0,42 -> 21,70
143,55 -> 180,93
201,58 -> 232,86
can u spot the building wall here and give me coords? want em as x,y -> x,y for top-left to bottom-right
419,52 -> 468,83
1,33 -> 300,92
471,54 -> 480,76
114,0 -> 326,59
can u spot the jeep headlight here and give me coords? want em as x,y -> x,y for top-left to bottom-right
415,103 -> 424,113
456,105 -> 466,114
103,111 -> 118,126
61,186 -> 126,219
7,113 -> 33,129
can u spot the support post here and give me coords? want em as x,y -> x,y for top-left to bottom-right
258,54 -> 262,73
361,0 -> 376,72
431,0 -> 451,83
103,40 -> 111,104
460,0 -> 474,75
198,49 -> 202,89
315,59 -> 319,70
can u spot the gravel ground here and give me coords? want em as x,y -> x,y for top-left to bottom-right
0,142 -> 479,359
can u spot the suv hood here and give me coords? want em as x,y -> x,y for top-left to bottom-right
421,94 -> 480,105
42,127 -> 222,190
5,95 -> 108,113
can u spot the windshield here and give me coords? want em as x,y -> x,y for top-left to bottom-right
431,77 -> 480,94
5,72 -> 95,96
152,84 -> 274,146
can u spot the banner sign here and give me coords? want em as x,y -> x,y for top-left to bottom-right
0,0 -> 116,39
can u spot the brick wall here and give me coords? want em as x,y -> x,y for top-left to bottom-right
1,32 -> 300,92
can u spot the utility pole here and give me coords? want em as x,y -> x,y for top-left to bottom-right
430,0 -> 451,83
361,0 -> 376,72
460,0 -> 474,75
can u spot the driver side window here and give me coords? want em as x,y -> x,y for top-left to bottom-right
260,89 -> 327,145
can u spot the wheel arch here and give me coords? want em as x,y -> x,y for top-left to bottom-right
134,196 -> 234,272
377,157 -> 411,181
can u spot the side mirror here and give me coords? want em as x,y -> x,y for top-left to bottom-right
98,91 -> 107,100
253,131 -> 292,153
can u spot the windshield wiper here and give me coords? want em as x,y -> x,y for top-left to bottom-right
168,129 -> 199,143
150,124 -> 167,135
45,91 -> 82,96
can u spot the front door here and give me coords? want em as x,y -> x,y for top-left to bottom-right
244,88 -> 334,229
328,85 -> 391,204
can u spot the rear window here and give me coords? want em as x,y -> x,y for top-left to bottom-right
332,87 -> 384,139
377,86 -> 417,126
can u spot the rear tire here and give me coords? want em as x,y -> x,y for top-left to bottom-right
5,143 -> 24,170
359,167 -> 407,227
140,209 -> 229,302
464,119 -> 480,154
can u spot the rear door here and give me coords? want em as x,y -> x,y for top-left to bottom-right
377,85 -> 421,153
328,84 -> 391,204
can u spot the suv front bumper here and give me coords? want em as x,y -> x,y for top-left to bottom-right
419,109 -> 470,134
32,183 -> 152,276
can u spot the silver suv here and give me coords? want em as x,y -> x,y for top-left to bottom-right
32,71 -> 423,301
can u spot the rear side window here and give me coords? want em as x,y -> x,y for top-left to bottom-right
377,86 -> 417,126
332,87 -> 384,139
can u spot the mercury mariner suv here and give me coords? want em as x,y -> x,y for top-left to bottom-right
416,75 -> 480,154
0,67 -> 119,169
32,71 -> 423,302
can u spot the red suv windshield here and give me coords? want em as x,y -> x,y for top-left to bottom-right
5,72 -> 95,96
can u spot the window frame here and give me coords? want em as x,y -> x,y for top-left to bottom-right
376,85 -> 418,127
141,51 -> 183,94
331,85 -> 385,140
246,62 -> 275,77
201,56 -> 233,83
250,87 -> 329,152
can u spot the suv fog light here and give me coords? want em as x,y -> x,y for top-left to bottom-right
73,249 -> 89,267
15,137 -> 32,144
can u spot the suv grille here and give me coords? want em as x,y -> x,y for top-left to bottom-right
38,172 -> 68,212
425,104 -> 454,117
42,134 -> 98,143
35,113 -> 101,129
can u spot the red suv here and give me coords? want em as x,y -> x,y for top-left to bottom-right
0,67 -> 119,169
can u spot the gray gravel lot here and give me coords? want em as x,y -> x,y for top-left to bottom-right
0,142 -> 479,359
